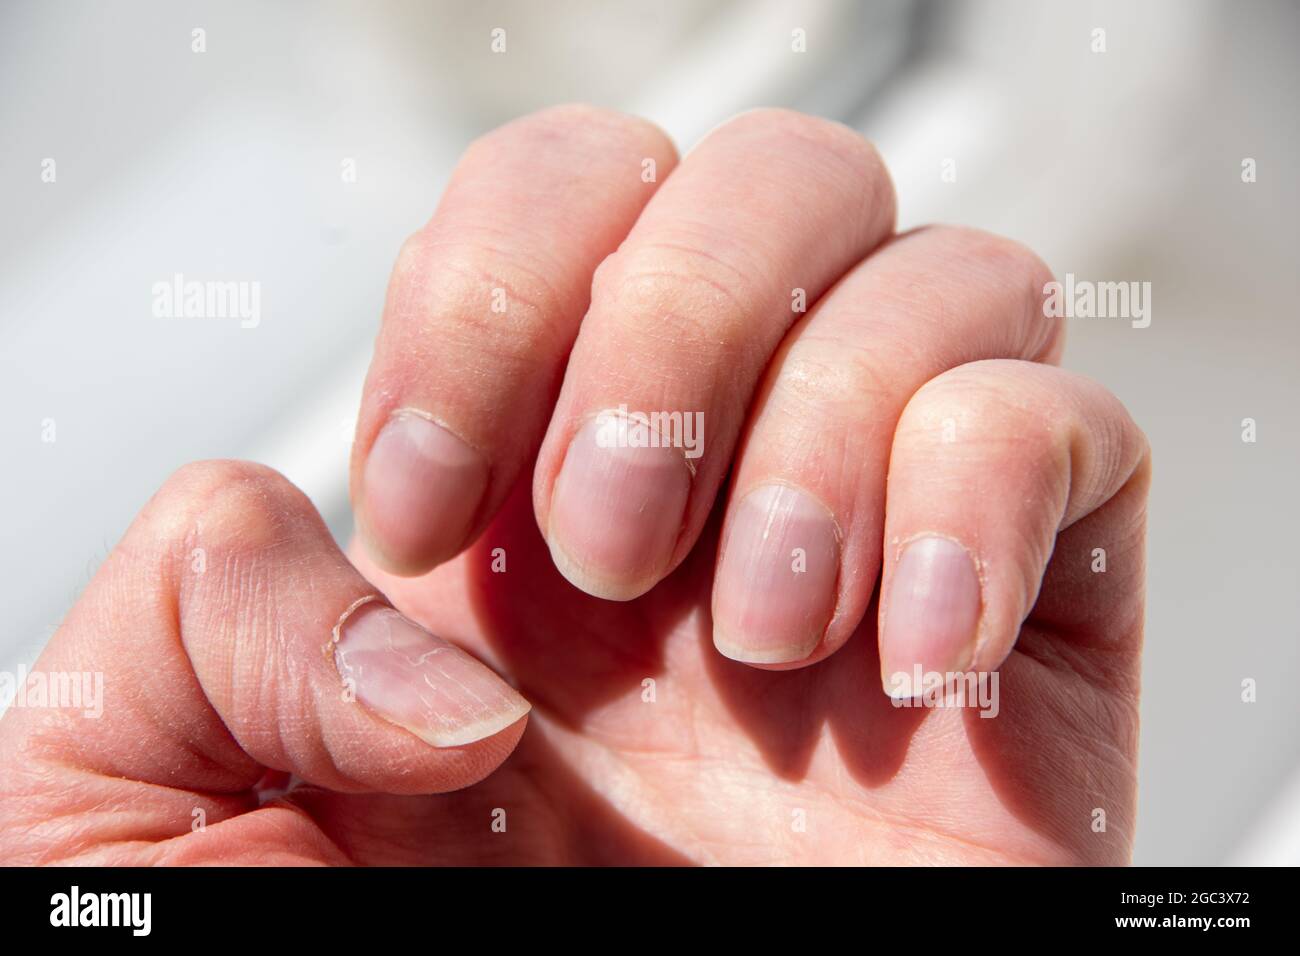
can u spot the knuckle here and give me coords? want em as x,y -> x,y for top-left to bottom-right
923,225 -> 1056,308
715,109 -> 894,213
592,246 -> 763,360
517,102 -> 630,129
924,225 -> 1048,277
911,360 -> 1018,412
913,225 -> 1061,357
155,459 -> 283,514
903,362 -> 1060,458
721,108 -> 874,161
470,103 -> 674,161
771,340 -> 894,416
392,230 -> 572,366
391,229 -> 432,283
904,363 -> 1151,515
533,103 -> 670,141
144,460 -> 313,560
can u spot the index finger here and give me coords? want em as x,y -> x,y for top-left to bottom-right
352,105 -> 678,574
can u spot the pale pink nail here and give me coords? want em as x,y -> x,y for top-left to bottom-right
712,484 -> 839,664
880,536 -> 982,696
361,410 -> 488,573
334,602 -> 529,748
547,417 -> 692,600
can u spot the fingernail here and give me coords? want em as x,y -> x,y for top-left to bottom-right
547,416 -> 692,600
333,602 -> 530,747
361,410 -> 488,573
880,536 -> 982,695
712,484 -> 839,664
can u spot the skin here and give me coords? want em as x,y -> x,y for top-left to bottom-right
0,107 -> 1149,865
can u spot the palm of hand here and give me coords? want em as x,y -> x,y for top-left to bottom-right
224,481 -> 1138,867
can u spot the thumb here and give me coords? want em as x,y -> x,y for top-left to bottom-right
1,461 -> 529,824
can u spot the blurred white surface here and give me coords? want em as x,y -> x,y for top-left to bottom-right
1,0 -> 1297,864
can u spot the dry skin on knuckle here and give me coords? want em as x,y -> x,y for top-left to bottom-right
147,467 -> 350,764
387,233 -> 573,381
770,340 -> 894,426
134,463 -> 335,664
400,227 -> 570,325
149,462 -> 303,601
900,365 -> 1070,479
591,249 -> 768,369
156,461 -> 316,559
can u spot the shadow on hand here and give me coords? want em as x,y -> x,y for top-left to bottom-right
702,588 -> 928,787
465,473 -> 926,791
462,476 -> 701,727
288,728 -> 694,865
962,625 -> 1139,865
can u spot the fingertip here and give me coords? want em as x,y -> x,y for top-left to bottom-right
545,529 -> 658,602
712,626 -> 821,666
426,710 -> 531,794
332,602 -> 529,748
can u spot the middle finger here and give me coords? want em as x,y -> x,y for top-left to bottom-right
534,109 -> 897,600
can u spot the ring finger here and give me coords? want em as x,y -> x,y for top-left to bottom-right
711,225 -> 1063,666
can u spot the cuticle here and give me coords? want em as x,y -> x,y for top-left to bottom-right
324,594 -> 391,662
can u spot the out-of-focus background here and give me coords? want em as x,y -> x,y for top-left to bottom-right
1,0 -> 1296,865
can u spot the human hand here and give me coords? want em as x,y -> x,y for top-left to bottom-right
0,107 -> 1149,865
